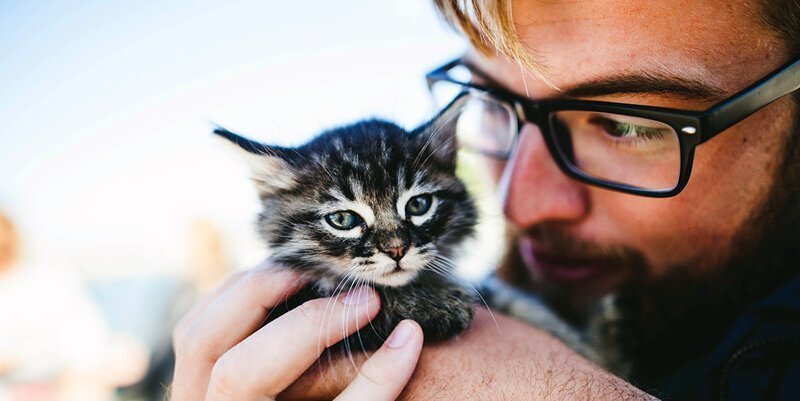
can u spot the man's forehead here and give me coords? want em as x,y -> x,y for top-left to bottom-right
474,0 -> 785,106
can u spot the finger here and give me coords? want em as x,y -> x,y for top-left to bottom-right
173,260 -> 279,341
277,348 -> 366,400
171,267 -> 307,401
334,320 -> 423,401
205,286 -> 380,401
174,270 -> 248,335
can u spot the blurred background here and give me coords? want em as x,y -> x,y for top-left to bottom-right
0,1 -> 505,400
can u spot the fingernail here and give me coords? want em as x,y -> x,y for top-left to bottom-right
387,321 -> 415,348
342,286 -> 372,305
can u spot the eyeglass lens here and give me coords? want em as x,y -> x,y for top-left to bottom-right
550,111 -> 681,190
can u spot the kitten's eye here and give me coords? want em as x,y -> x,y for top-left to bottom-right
406,194 -> 433,216
325,211 -> 362,230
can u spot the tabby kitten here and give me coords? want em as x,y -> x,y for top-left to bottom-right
214,106 -> 477,350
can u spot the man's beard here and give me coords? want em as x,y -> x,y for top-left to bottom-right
496,126 -> 800,383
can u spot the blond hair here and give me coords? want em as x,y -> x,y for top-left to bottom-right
432,0 -> 551,85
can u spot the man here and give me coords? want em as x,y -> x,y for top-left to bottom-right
431,0 -> 800,396
170,1 -> 800,399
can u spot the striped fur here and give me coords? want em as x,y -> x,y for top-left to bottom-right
215,114 -> 478,350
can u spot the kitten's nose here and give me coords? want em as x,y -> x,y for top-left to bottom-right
379,243 -> 408,261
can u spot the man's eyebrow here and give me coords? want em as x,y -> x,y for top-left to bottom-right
561,72 -> 728,102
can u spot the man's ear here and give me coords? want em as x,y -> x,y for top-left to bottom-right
411,95 -> 468,170
213,126 -> 297,197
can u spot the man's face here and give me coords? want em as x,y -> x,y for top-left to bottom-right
472,0 -> 796,313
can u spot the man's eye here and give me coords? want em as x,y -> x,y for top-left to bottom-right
325,211 -> 362,230
593,117 -> 667,140
406,194 -> 433,217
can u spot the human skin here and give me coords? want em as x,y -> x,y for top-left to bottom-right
281,308 -> 654,400
173,0 -> 797,399
282,0 -> 796,398
170,267 -> 424,401
495,0 -> 795,309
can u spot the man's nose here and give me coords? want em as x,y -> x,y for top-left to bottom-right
501,124 -> 589,228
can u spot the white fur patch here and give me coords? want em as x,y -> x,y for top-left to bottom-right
348,178 -> 365,201
273,238 -> 332,259
373,268 -> 418,286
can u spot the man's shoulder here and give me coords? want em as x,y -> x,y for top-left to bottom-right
702,272 -> 800,401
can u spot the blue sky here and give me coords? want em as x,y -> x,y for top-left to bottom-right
0,1 -> 465,275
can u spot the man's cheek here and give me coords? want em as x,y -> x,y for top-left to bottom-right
594,193 -> 700,276
625,219 -> 727,281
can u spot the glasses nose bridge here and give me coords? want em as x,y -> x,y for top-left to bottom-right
505,101 -> 574,182
508,99 -> 550,150
513,100 -> 528,124
507,97 -> 542,132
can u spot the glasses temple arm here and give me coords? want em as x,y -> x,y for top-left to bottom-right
702,59 -> 800,141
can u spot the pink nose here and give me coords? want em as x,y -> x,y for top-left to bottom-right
380,245 -> 408,261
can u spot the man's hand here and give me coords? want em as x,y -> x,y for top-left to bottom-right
171,263 -> 424,401
281,308 -> 658,400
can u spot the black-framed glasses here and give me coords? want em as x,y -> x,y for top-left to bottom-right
425,57 -> 800,197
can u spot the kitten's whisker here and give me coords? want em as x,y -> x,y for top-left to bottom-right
319,274 -> 349,365
261,272 -> 307,327
352,276 -> 371,365
412,114 -> 452,169
319,269 -> 359,366
320,272 -> 351,329
415,112 -> 461,170
412,109 -> 460,170
339,274 -> 361,372
363,277 -> 386,346
412,129 -> 438,170
367,268 -> 388,340
342,277 -> 356,368
417,131 -> 456,171
337,275 -> 358,368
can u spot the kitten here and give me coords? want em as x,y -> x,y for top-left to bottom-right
214,106 -> 478,351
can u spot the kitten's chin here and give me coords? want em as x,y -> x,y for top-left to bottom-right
371,268 -> 419,287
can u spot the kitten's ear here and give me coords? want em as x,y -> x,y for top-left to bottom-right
411,96 -> 468,170
213,126 -> 297,197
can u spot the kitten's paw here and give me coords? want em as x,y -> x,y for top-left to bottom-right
351,280 -> 477,349
415,286 -> 475,342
